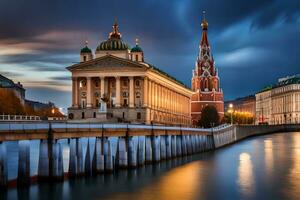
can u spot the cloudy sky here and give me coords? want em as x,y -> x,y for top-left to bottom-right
0,0 -> 299,110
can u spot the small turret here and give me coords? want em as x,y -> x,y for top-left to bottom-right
80,41 -> 93,62
131,38 -> 144,62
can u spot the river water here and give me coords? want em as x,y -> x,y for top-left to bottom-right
3,132 -> 300,200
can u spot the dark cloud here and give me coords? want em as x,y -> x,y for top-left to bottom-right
50,76 -> 71,81
251,1 -> 300,29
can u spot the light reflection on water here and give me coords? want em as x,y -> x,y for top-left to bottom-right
237,152 -> 254,197
3,132 -> 300,200
103,162 -> 202,200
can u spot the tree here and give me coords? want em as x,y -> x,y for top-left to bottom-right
0,89 -> 24,115
224,112 -> 254,125
198,105 -> 220,128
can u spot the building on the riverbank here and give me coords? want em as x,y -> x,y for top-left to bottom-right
67,22 -> 193,126
191,13 -> 224,125
256,74 -> 300,124
225,95 -> 256,117
0,74 -> 25,105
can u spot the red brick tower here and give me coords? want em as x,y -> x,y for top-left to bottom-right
191,13 -> 224,124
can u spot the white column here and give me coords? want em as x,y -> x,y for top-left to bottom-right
143,77 -> 148,107
72,77 -> 78,107
86,77 -> 92,108
148,81 -> 152,107
129,76 -> 134,108
115,76 -> 121,107
100,77 -> 105,98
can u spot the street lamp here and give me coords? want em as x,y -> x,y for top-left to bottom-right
228,103 -> 234,125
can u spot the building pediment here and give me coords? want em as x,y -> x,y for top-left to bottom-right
67,55 -> 148,71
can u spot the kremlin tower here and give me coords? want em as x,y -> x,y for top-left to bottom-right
191,12 -> 224,124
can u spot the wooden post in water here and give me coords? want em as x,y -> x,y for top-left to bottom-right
137,136 -> 145,166
51,140 -> 64,181
17,140 -> 30,186
151,136 -> 160,162
103,137 -> 113,172
181,134 -> 187,156
165,135 -> 172,159
68,138 -> 77,177
171,135 -> 177,158
116,137 -> 128,169
92,137 -> 104,174
0,142 -> 7,189
128,136 -> 137,168
176,135 -> 182,157
160,135 -> 166,160
85,138 -> 92,176
145,136 -> 152,164
38,139 -> 49,179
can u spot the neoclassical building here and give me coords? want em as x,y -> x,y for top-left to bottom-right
191,15 -> 224,124
256,75 -> 300,124
67,22 -> 193,125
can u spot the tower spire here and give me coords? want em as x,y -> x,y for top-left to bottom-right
201,10 -> 208,30
109,18 -> 122,39
200,11 -> 209,46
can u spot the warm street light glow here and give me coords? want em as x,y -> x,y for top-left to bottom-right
229,103 -> 233,109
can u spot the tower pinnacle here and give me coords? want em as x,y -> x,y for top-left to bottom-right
201,10 -> 208,30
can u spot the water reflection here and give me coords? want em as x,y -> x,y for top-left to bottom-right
103,162 -> 202,200
237,153 -> 254,197
287,134 -> 300,199
264,139 -> 274,177
4,133 -> 300,200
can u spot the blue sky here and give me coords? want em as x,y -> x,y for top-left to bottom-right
0,0 -> 299,110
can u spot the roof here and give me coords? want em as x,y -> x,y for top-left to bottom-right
276,76 -> 300,86
146,63 -> 190,89
256,75 -> 300,94
0,74 -> 24,90
67,55 -> 191,90
131,44 -> 143,52
80,46 -> 92,53
257,85 -> 272,94
0,74 -> 15,87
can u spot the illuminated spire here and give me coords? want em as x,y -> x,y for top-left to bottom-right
135,38 -> 139,45
109,18 -> 122,39
200,11 -> 209,46
201,10 -> 208,30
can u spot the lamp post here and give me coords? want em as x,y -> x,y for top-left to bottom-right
228,103 -> 234,125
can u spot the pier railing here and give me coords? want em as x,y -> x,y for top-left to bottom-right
0,114 -> 40,122
0,122 -> 230,141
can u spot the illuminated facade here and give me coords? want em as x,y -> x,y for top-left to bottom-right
256,75 -> 300,124
225,95 -> 256,117
191,15 -> 224,124
67,22 -> 192,126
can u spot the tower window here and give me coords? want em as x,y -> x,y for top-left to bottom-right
135,54 -> 138,61
82,112 -> 85,119
83,56 -> 87,62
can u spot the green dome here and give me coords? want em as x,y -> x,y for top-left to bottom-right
131,44 -> 143,53
96,22 -> 130,52
80,46 -> 92,54
96,38 -> 129,51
